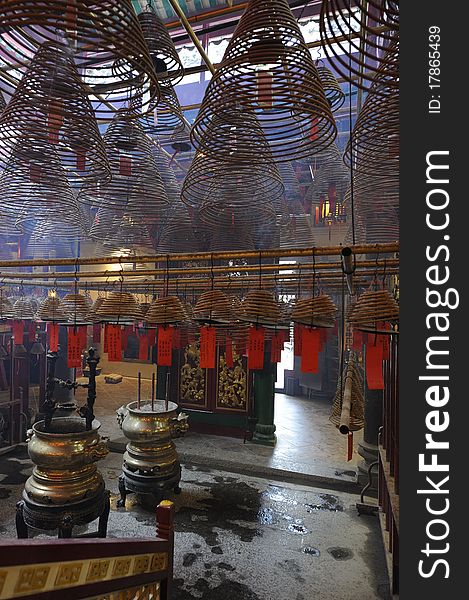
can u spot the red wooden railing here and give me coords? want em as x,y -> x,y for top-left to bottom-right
0,501 -> 174,600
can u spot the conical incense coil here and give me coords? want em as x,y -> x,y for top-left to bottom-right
96,292 -> 143,322
343,41 -> 399,178
61,293 -> 91,323
157,201 -> 199,254
349,289 -> 399,326
79,110 -> 169,215
11,298 -> 36,320
240,289 -> 282,326
0,293 -> 13,320
138,7 -> 184,84
145,296 -> 187,325
193,290 -> 233,324
0,0 -> 160,120
86,297 -> 106,323
317,65 -> 345,112
37,296 -> 69,322
291,294 -> 337,327
320,0 -> 399,96
191,0 -> 337,162
0,42 -> 110,187
139,83 -> 185,141
306,143 -> 349,203
329,354 -> 365,432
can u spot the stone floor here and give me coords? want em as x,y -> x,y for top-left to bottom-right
79,376 -> 363,490
0,447 -> 389,600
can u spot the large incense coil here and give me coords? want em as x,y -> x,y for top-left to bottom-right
240,289 -> 281,325
153,146 -> 182,206
291,294 -> 337,327
329,354 -> 364,432
320,0 -> 399,96
80,110 -> 169,215
138,7 -> 184,85
61,293 -> 91,323
191,0 -> 337,163
193,290 -> 233,324
349,289 -> 399,326
37,295 -> 69,322
317,65 -> 345,112
96,292 -> 143,322
306,144 -> 349,203
157,201 -> 199,254
0,0 -> 159,120
145,296 -> 187,325
0,42 -> 110,187
11,298 -> 37,320
182,110 -> 284,213
343,41 -> 399,178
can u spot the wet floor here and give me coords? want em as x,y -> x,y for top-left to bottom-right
0,448 -> 390,599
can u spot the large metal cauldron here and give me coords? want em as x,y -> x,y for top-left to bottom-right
16,417 -> 109,537
117,400 -> 182,507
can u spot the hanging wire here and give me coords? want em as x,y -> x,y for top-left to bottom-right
348,4 -> 356,246
339,269 -> 346,404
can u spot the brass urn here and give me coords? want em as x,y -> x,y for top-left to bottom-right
19,417 -> 109,535
117,400 -> 182,506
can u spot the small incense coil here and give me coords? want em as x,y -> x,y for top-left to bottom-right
306,143 -> 349,203
291,294 -> 337,327
138,7 -> 184,85
11,298 -> 37,320
37,296 -> 69,322
193,290 -> 233,324
0,0 -> 159,120
0,42 -> 111,187
61,293 -> 91,323
145,296 -> 187,325
191,0 -> 337,162
349,289 -> 399,326
329,354 -> 365,432
86,297 -> 106,323
0,293 -> 13,320
320,0 -> 399,96
96,292 -> 143,322
240,289 -> 282,326
317,65 -> 345,112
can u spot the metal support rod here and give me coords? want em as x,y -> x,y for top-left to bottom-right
167,0 -> 216,75
0,258 -> 399,281
0,243 -> 399,270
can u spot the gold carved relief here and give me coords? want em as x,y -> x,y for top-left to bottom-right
180,342 -> 206,406
217,348 -> 247,410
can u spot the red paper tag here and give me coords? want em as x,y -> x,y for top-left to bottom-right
67,327 -> 82,368
78,325 -> 87,351
270,333 -> 282,363
301,327 -> 320,373
158,325 -> 173,366
248,326 -> 265,370
107,324 -> 122,362
225,336 -> 234,368
147,328 -> 156,347
257,71 -> 273,108
119,155 -> 132,176
200,326 -> 216,369
366,342 -> 384,389
76,148 -> 86,171
93,324 -> 101,344
139,332 -> 149,361
347,432 -> 353,462
48,99 -> 64,144
47,322 -> 59,352
103,323 -> 109,353
310,116 -> 319,141
11,320 -> 24,345
294,323 -> 303,357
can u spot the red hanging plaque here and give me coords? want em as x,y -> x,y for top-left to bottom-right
366,342 -> 384,390
200,326 -> 216,369
139,332 -> 149,361
107,324 -> 122,362
248,326 -> 265,370
301,327 -> 320,373
294,323 -> 303,357
67,327 -> 82,368
270,333 -> 282,364
157,325 -> 173,367
47,322 -> 59,352
103,323 -> 109,353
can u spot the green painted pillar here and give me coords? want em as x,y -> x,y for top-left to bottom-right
251,352 -> 276,446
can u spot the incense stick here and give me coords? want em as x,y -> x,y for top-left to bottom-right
137,371 -> 141,410
151,372 -> 155,411
165,371 -> 170,411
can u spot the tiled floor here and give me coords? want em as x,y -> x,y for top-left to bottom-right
76,376 -> 363,488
